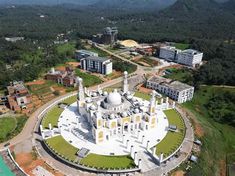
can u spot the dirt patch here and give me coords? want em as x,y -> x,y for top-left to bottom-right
219,160 -> 226,176
26,79 -> 45,86
137,61 -> 151,67
192,118 -> 204,138
66,61 -> 80,68
171,170 -> 185,176
56,65 -> 66,71
16,152 -> 63,176
52,86 -> 66,94
138,84 -> 152,94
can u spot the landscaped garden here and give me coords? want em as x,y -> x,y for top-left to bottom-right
0,116 -> 27,143
42,106 -> 63,129
80,154 -> 135,169
61,95 -> 77,105
45,135 -> 136,169
155,109 -> 185,157
46,135 -> 78,161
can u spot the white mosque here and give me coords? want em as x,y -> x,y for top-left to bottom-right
77,72 -> 159,144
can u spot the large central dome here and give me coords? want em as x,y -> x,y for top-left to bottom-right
107,89 -> 122,106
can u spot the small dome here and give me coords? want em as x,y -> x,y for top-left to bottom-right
90,105 -> 96,110
106,89 -> 122,106
110,114 -> 115,119
134,108 -> 139,114
122,111 -> 128,117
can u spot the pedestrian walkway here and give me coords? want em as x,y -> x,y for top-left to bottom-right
136,150 -> 159,172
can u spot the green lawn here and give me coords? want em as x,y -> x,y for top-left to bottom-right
46,135 -> 135,169
174,43 -> 190,50
164,68 -> 193,85
134,91 -> 151,101
28,80 -> 55,95
155,109 -> 185,157
42,106 -> 63,129
87,47 -> 109,57
134,91 -> 161,103
46,135 -> 78,161
75,69 -> 103,87
0,117 -> 16,141
182,86 -> 235,175
80,154 -> 135,169
62,95 -> 77,105
0,116 -> 27,143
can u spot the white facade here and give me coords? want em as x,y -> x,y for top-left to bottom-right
159,46 -> 180,61
159,47 -> 203,67
147,76 -> 194,103
77,72 -> 158,144
80,56 -> 112,75
177,49 -> 203,67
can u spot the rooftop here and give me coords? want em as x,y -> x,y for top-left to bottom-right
75,49 -> 98,55
181,49 -> 202,55
148,76 -> 193,92
83,56 -> 110,62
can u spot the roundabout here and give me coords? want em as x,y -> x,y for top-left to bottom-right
38,72 -> 187,174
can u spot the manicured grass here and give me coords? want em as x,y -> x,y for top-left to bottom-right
75,69 -> 103,87
62,95 -> 77,105
134,91 -> 151,101
182,86 -> 235,175
46,135 -> 135,169
42,106 -> 63,129
155,109 -> 185,157
0,116 -> 27,143
80,154 -> 135,169
46,135 -> 78,161
174,43 -> 189,50
164,109 -> 185,129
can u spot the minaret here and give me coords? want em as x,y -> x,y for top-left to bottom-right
123,71 -> 129,94
149,90 -> 156,115
77,77 -> 85,113
77,77 -> 85,101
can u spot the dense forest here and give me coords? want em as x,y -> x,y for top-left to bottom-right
0,0 -> 235,88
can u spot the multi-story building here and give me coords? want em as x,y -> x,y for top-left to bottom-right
75,50 -> 98,61
146,76 -> 194,103
92,27 -> 118,45
177,49 -> 203,67
159,46 -> 203,67
80,56 -> 112,75
159,46 -> 180,61
7,81 -> 31,111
